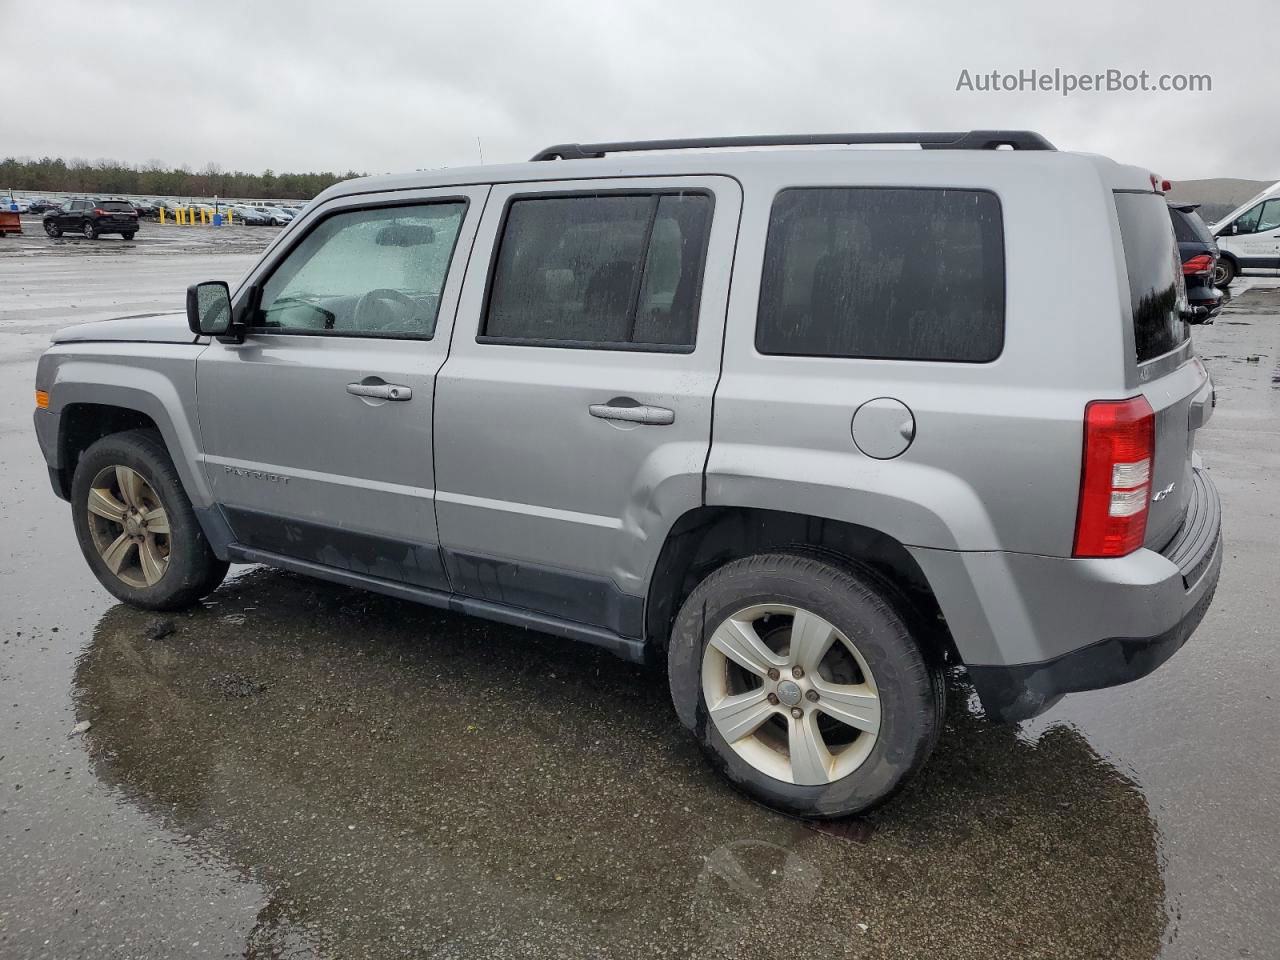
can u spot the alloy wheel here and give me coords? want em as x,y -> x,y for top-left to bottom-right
85,465 -> 171,588
701,603 -> 881,786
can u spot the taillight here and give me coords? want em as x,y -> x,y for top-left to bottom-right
1182,254 -> 1213,276
92,207 -> 105,215
1073,396 -> 1155,558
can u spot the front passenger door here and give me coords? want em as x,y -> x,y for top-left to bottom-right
196,187 -> 487,588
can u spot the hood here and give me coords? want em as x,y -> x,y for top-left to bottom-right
51,311 -> 199,345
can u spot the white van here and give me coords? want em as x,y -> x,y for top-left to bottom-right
1211,181 -> 1280,286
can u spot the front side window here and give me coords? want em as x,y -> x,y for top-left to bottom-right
756,187 -> 1005,362
483,192 -> 713,349
255,201 -> 467,338
1255,199 -> 1280,234
1231,204 -> 1263,235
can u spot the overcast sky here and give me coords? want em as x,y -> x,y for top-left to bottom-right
3,0 -> 1277,180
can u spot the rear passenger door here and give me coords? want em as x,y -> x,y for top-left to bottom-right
434,177 -> 740,638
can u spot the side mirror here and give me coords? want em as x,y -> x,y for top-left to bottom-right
186,280 -> 233,336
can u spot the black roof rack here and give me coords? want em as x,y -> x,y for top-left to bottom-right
530,130 -> 1055,161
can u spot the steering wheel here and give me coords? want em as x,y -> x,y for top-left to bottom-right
353,288 -> 419,332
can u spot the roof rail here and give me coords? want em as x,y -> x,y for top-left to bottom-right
530,130 -> 1056,161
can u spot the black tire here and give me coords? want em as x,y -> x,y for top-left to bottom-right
44,221 -> 61,238
82,220 -> 97,239
71,429 -> 228,610
1213,257 -> 1235,288
668,552 -> 943,819
123,231 -> 136,241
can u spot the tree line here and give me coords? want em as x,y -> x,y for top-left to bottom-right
1,156 -> 367,200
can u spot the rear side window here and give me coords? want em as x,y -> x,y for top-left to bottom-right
483,192 -> 713,350
756,188 -> 1005,362
1115,192 -> 1187,363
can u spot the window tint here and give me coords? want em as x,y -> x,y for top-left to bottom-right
99,200 -> 134,212
483,192 -> 712,349
1115,192 -> 1187,363
756,188 -> 1005,361
256,202 -> 466,338
1169,207 -> 1212,243
1256,199 -> 1280,233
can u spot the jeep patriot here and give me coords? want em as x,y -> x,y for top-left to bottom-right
33,131 -> 1222,817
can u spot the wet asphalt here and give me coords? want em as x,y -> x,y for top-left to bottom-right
1,221 -> 1277,959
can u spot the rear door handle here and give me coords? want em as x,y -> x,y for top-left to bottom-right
589,400 -> 675,425
347,382 -> 412,401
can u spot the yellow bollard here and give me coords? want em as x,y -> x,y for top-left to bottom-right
227,209 -> 233,225
159,207 -> 166,225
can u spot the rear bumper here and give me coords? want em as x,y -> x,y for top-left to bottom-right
910,467 -> 1223,721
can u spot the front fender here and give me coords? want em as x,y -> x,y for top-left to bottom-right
40,344 -> 211,508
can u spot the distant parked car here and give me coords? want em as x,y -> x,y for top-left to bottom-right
27,199 -> 61,214
1211,180 -> 1280,287
1169,203 -> 1222,321
259,205 -> 294,226
4,197 -> 31,213
43,198 -> 140,239
130,199 -> 160,218
231,205 -> 271,226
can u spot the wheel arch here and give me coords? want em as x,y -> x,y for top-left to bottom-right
47,359 -> 209,497
642,505 -> 957,669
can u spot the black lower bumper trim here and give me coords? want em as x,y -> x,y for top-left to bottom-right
968,556 -> 1221,723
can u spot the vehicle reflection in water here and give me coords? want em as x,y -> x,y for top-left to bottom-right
74,568 -> 1167,959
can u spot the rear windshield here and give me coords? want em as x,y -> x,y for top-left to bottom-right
1169,207 -> 1214,244
98,201 -> 134,212
1115,192 -> 1187,363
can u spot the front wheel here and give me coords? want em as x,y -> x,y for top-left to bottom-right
668,553 -> 943,818
44,221 -> 62,238
71,429 -> 228,610
1213,257 -> 1235,288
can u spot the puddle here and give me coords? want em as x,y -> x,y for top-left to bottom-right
72,569 -> 1168,959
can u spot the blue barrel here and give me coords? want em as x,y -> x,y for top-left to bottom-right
212,213 -> 224,227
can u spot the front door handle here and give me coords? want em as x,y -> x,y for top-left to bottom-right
588,400 -> 675,425
347,382 -> 412,401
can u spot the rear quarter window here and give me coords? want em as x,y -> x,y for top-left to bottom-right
756,187 -> 1005,362
1115,192 -> 1187,363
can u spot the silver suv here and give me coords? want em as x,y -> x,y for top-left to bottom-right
33,131 -> 1222,818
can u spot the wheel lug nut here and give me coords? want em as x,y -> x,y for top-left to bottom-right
791,707 -> 803,719
792,666 -> 804,679
805,689 -> 819,702
767,693 -> 780,705
767,668 -> 780,681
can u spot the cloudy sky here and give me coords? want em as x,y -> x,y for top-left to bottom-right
4,0 -> 1277,179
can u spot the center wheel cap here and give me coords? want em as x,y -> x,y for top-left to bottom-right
776,679 -> 803,707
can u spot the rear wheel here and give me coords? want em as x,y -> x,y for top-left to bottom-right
668,552 -> 943,818
123,231 -> 136,241
82,220 -> 97,239
71,429 -> 228,610
1214,257 -> 1235,288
